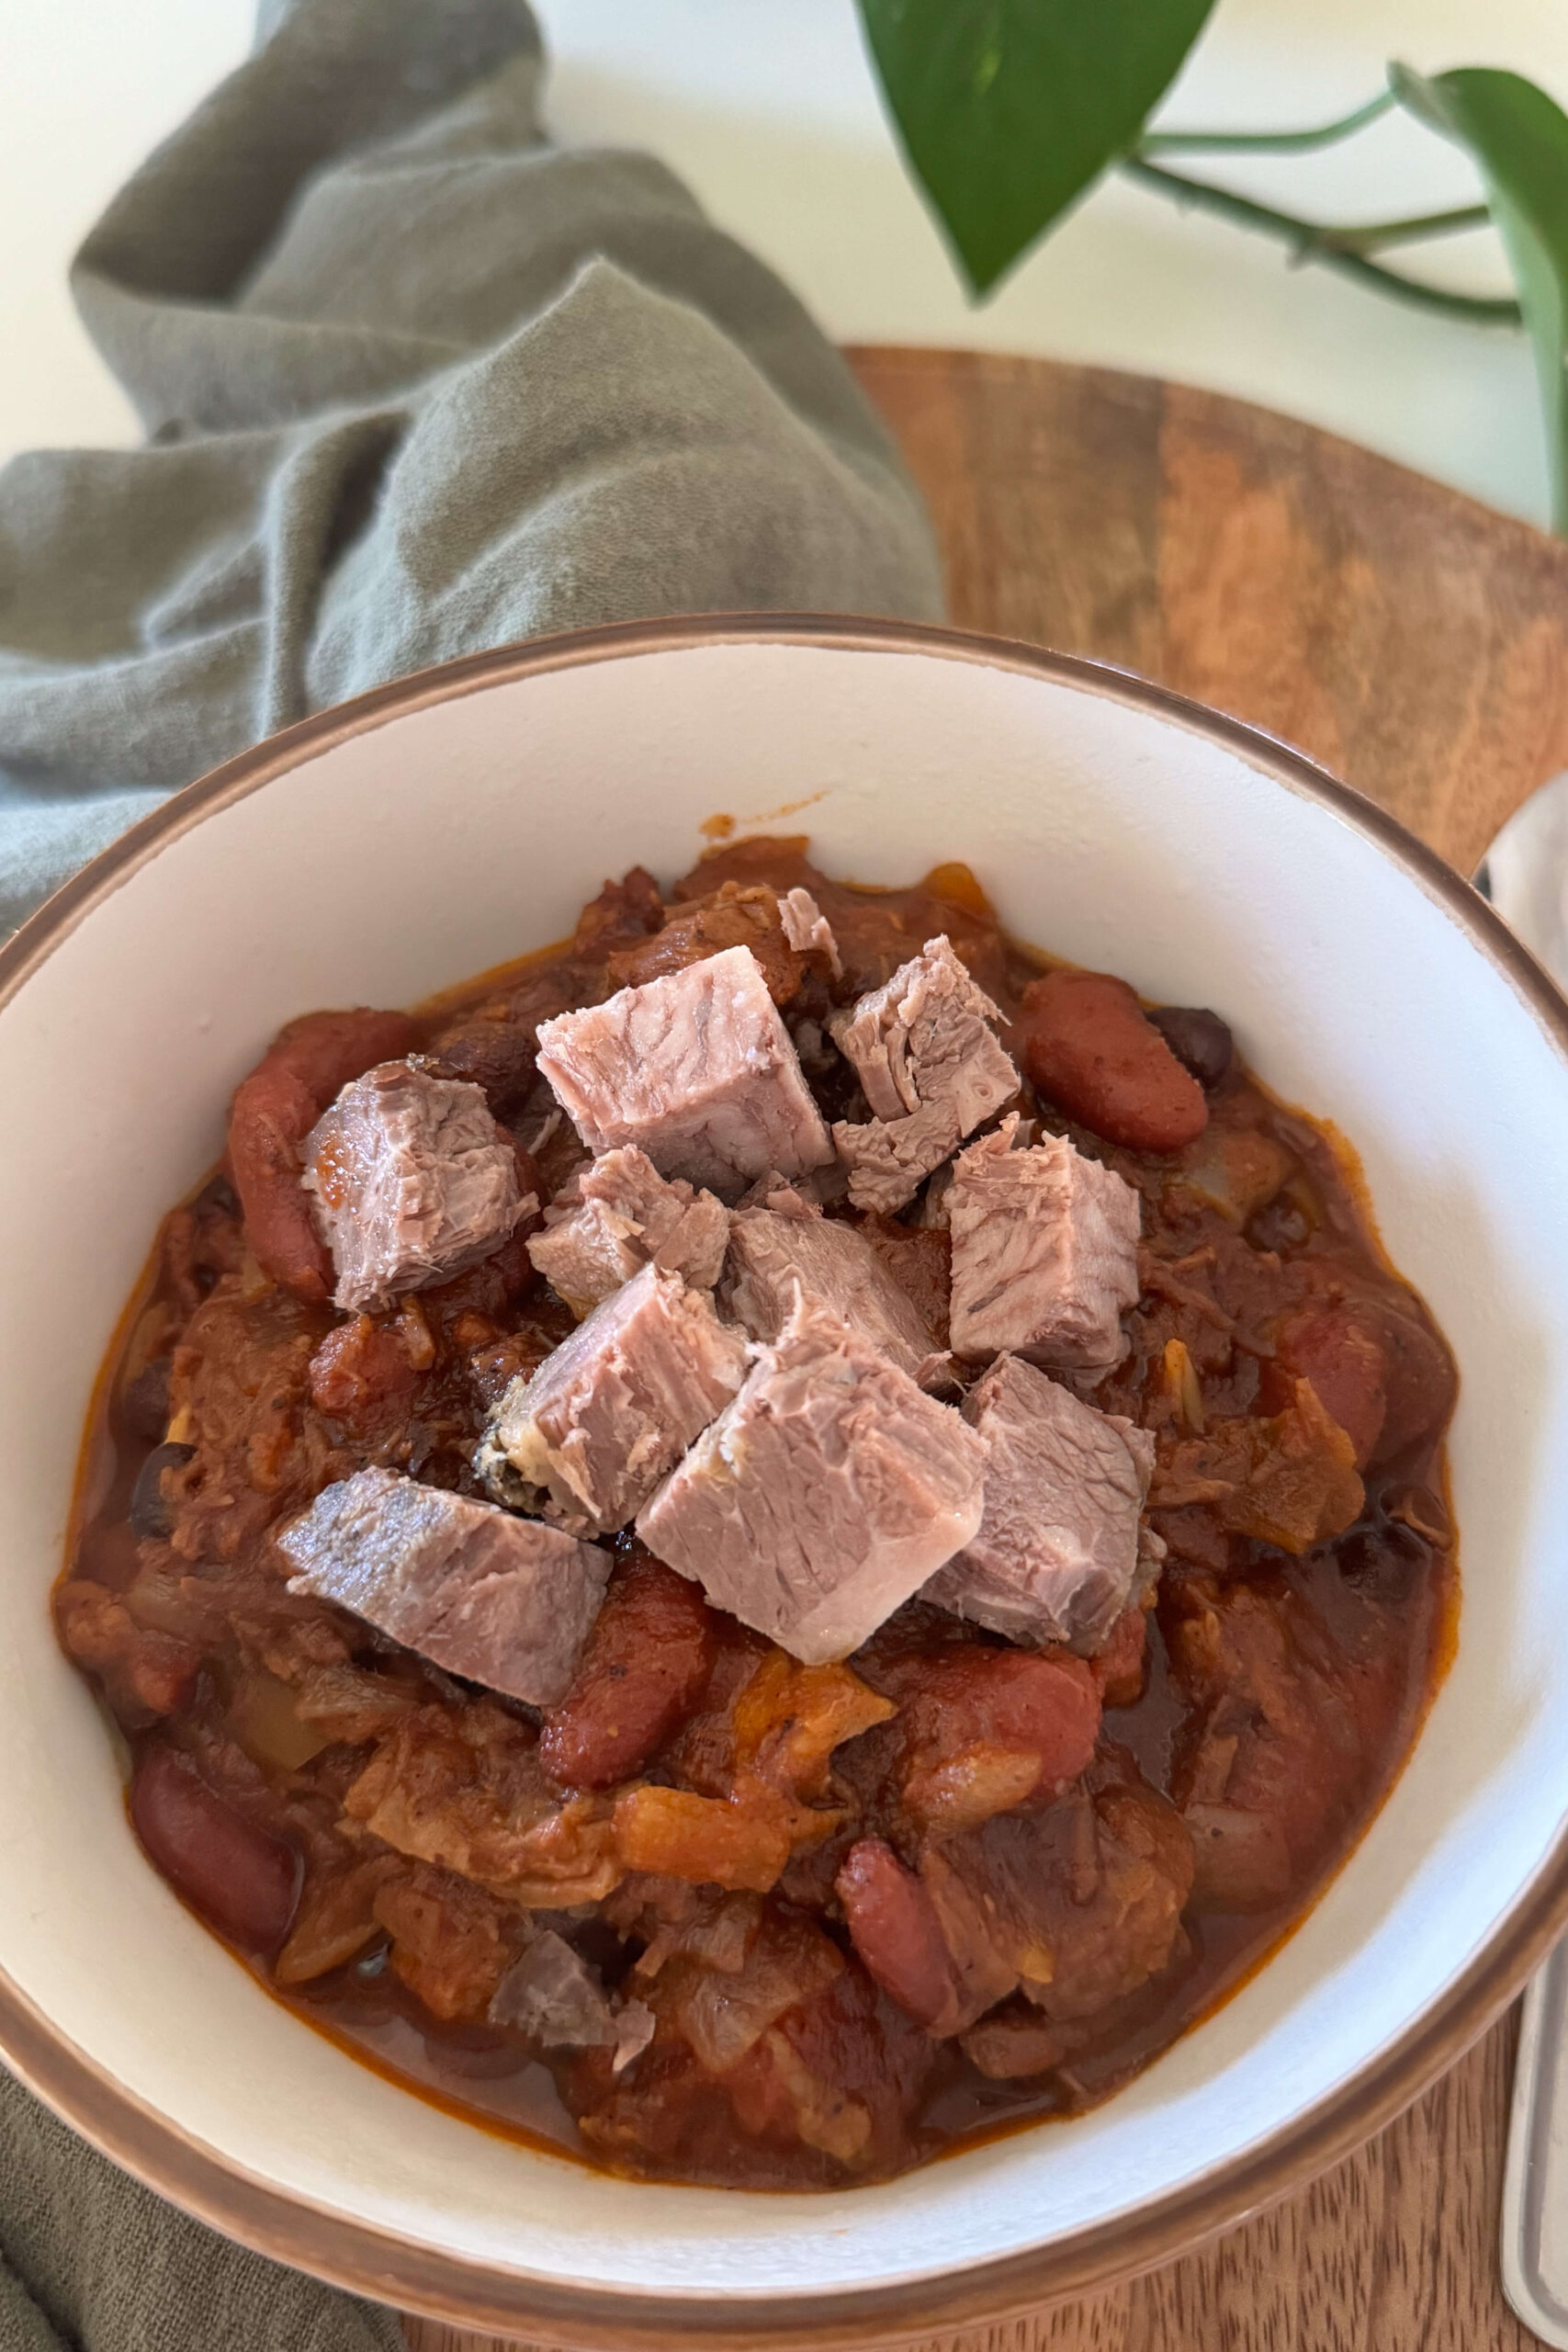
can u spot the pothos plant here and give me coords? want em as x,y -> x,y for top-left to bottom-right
855,0 -> 1568,532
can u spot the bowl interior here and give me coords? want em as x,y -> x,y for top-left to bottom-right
3,635 -> 1567,2306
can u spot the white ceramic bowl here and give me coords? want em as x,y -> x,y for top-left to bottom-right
4,618 -> 1567,2346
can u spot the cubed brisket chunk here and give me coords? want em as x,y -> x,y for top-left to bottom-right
527,1147 -> 729,1316
831,1102 -> 966,1218
923,1354 -> 1155,1651
947,1115 -> 1140,1373
228,1007 -> 420,1303
535,944 -> 833,1204
476,1262 -> 750,1535
777,887 -> 842,977
832,935 -> 1017,1128
276,1466 -> 611,1707
829,936 -> 1019,1212
637,1289 -> 985,1664
723,1204 -> 946,1390
302,1059 -> 529,1315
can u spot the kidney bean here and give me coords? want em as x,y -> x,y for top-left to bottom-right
1148,1005 -> 1234,1091
265,1008 -> 420,1105
227,1008 -> 417,1301
130,1747 -> 300,1953
1364,1298 -> 1458,1464
227,1062 -> 333,1299
1263,1307 -> 1388,1469
1019,969 -> 1208,1151
127,1442 -> 197,1542
540,1551 -> 716,1791
835,1839 -> 957,2031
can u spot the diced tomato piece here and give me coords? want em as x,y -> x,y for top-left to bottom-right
307,1315 -> 419,1433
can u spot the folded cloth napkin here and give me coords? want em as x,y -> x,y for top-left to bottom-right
0,2072 -> 402,2352
0,0 -> 942,2342
0,0 -> 943,941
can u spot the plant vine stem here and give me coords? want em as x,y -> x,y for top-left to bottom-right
1141,89 -> 1396,154
1323,204 -> 1491,254
1119,154 -> 1522,325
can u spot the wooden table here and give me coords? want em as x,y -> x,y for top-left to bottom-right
405,345 -> 1568,2352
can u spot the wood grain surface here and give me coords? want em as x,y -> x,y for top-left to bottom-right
404,346 -> 1568,2352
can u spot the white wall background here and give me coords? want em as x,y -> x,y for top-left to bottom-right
0,0 -> 1562,526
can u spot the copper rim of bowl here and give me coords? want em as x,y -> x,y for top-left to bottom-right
2,613 -> 1563,2348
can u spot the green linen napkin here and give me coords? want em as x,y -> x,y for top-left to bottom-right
0,0 -> 943,942
0,2072 -> 402,2351
0,0 -> 943,2342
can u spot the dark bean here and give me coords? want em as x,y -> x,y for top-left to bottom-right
118,1358 -> 171,1445
1335,1516 -> 1431,1606
127,1442 -> 196,1542
130,1747 -> 300,1953
1149,1006 -> 1234,1091
194,1172 -> 239,1217
1380,1482 -> 1455,1550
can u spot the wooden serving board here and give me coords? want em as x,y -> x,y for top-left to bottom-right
404,347 -> 1568,2352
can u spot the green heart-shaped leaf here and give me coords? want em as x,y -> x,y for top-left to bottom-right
1393,63 -> 1568,530
858,0 -> 1219,297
